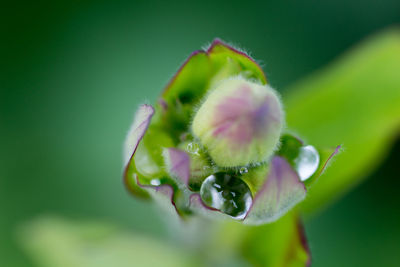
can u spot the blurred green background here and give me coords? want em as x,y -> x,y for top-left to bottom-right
1,0 -> 399,266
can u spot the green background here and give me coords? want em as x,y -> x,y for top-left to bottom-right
1,0 -> 399,266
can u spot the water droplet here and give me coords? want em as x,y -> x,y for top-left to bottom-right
150,179 -> 161,186
200,172 -> 252,219
239,167 -> 248,175
187,142 -> 199,154
294,145 -> 320,181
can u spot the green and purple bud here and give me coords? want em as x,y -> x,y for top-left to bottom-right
192,77 -> 283,167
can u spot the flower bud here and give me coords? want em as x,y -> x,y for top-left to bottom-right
192,77 -> 283,167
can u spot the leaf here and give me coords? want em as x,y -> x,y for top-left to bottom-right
283,28 -> 400,213
123,104 -> 155,198
241,212 -> 311,267
243,157 -> 306,225
162,39 -> 266,104
18,217 -> 197,267
163,148 -> 191,187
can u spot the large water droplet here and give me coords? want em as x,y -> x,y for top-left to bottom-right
200,172 -> 253,219
294,145 -> 320,181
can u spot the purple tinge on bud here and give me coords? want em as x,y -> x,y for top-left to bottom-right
123,104 -> 155,165
192,78 -> 283,167
244,156 -> 306,225
213,84 -> 279,144
163,148 -> 191,187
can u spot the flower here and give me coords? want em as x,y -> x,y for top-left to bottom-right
123,39 -> 339,225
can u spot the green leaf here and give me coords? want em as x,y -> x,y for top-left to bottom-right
18,217 -> 196,267
241,212 -> 310,267
162,39 -> 266,105
243,157 -> 306,225
283,28 -> 400,213
123,104 -> 155,198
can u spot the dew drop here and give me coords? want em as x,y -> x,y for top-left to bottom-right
200,172 -> 253,219
150,179 -> 161,186
239,167 -> 248,175
187,142 -> 199,154
294,145 -> 320,181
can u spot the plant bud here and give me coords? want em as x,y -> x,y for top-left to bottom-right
192,77 -> 283,167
